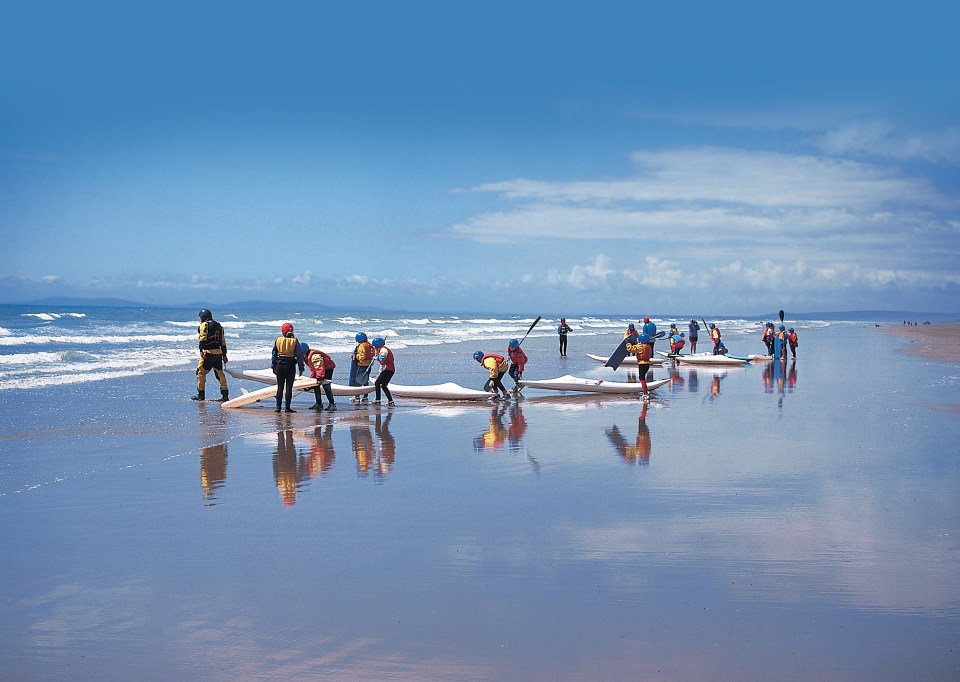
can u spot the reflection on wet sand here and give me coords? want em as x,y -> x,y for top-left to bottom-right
273,430 -> 309,506
307,423 -> 336,478
474,401 -> 527,452
606,401 -> 652,464
200,442 -> 227,505
763,358 -> 798,406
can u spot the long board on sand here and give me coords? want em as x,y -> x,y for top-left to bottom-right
520,375 -> 669,394
221,378 -> 376,409
225,367 -> 375,396
387,382 -> 493,401
673,354 -> 747,366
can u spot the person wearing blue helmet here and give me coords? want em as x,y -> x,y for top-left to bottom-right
370,337 -> 395,406
475,350 -> 510,401
787,327 -> 799,359
192,308 -> 229,402
506,338 -> 528,392
349,331 -> 375,402
302,342 -> 337,411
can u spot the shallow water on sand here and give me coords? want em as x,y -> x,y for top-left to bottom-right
1,324 -> 959,680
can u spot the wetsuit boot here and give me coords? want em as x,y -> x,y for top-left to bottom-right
218,390 -> 229,402
191,391 -> 205,401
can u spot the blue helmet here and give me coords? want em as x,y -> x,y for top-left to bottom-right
639,333 -> 651,343
788,328 -> 794,333
508,338 -> 519,349
198,308 -> 212,321
779,325 -> 785,331
299,342 -> 309,354
355,332 -> 367,343
371,337 -> 385,348
473,351 -> 484,361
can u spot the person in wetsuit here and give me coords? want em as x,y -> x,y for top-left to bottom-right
192,308 -> 229,402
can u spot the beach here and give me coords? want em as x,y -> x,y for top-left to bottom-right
1,315 -> 959,680
886,322 -> 960,365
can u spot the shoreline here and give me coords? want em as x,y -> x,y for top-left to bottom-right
883,323 -> 960,365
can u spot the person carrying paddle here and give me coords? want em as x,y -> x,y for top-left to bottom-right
272,322 -> 305,413
192,308 -> 229,402
506,338 -> 527,391
688,319 -> 700,353
557,318 -> 572,356
625,332 -> 653,398
474,350 -> 510,401
302,342 -> 337,411
371,337 -> 395,406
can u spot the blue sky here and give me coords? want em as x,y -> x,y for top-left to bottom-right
2,1 -> 959,315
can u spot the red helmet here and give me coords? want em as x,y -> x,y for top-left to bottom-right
281,322 -> 294,335
643,317 -> 650,322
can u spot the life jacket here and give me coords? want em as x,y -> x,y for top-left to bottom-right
711,327 -> 721,342
376,346 -> 395,372
354,341 -> 374,366
788,331 -> 798,345
508,346 -> 527,369
305,349 -> 335,378
275,335 -> 299,360
481,353 -> 508,376
198,320 -> 225,354
625,340 -> 652,363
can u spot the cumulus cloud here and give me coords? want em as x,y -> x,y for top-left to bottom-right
546,255 -> 615,290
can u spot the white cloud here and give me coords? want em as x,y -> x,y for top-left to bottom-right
546,255 -> 615,290
810,121 -> 960,165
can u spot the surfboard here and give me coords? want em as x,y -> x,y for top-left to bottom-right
520,375 -> 669,394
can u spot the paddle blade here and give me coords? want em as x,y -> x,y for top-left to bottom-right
779,309 -> 785,323
518,316 -> 542,345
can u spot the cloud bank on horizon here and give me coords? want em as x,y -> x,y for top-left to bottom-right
2,2 -> 958,315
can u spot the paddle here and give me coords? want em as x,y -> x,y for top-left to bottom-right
518,316 -> 541,346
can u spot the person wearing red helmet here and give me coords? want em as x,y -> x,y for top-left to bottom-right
272,322 -> 305,412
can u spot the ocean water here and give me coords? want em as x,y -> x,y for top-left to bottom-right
1,305 -> 958,680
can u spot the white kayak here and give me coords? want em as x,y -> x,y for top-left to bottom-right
520,375 -> 670,394
225,367 -> 376,396
585,353 -> 666,366
221,379 -> 375,408
671,353 -> 747,366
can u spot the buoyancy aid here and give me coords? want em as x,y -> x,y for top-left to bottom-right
507,346 -> 527,370
198,320 -> 226,354
625,340 -> 653,363
274,335 -> 299,362
376,346 -> 395,372
481,353 -> 508,377
305,349 -> 335,378
354,341 -> 374,366
788,331 -> 798,346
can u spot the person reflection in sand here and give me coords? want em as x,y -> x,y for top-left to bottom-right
200,442 -> 228,505
351,424 -> 376,476
273,430 -> 307,506
606,402 -> 651,465
506,401 -> 527,452
474,402 -> 509,451
374,411 -> 396,476
307,423 -> 336,478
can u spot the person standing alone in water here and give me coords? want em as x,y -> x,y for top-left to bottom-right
272,322 -> 304,413
192,308 -> 229,402
688,319 -> 700,354
557,318 -> 572,356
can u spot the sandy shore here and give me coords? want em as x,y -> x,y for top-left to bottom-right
884,323 -> 960,365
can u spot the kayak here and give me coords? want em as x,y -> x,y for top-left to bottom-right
225,367 -> 491,401
673,354 -> 747,366
520,375 -> 670,394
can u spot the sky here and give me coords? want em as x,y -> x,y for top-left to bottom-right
2,1 -> 959,315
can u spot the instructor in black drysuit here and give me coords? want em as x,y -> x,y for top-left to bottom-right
272,322 -> 305,413
193,308 -> 229,402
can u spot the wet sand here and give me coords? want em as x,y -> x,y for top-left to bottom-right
2,326 -> 960,680
885,322 -> 960,365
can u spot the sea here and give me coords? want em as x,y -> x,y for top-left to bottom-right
1,303 -> 958,680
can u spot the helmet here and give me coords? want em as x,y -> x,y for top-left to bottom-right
628,323 -> 636,331
709,323 -> 716,328
473,351 -> 484,362
355,332 -> 367,343
643,317 -> 650,323
788,328 -> 794,333
371,337 -> 385,348
281,322 -> 294,335
779,325 -> 785,331
670,323 -> 677,329
299,342 -> 310,354
508,338 -> 519,349
198,308 -> 212,321
639,333 -> 651,343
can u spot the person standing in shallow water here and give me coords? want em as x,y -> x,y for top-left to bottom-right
272,322 -> 304,413
557,318 -> 572,356
688,319 -> 700,354
192,308 -> 229,402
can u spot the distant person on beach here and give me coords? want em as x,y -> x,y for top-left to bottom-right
506,338 -> 527,391
688,319 -> 700,353
557,318 -> 572,356
788,328 -> 799,358
302,343 -> 337,411
474,351 -> 511,401
272,322 -> 304,413
350,332 -> 375,403
371,337 -> 395,406
625,332 -> 653,398
192,308 -> 229,402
